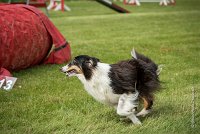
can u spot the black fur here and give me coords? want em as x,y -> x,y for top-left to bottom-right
73,55 -> 99,80
111,52 -> 159,89
109,52 -> 160,110
109,60 -> 138,94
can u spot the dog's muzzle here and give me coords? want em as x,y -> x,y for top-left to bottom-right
60,65 -> 68,73
60,65 -> 82,77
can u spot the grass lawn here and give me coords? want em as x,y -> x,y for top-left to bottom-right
0,0 -> 200,133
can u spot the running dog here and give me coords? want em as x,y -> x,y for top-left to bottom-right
61,49 -> 161,124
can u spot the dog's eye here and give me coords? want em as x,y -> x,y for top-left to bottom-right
70,60 -> 78,66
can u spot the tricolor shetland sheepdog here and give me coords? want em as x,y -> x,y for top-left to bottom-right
61,49 -> 161,124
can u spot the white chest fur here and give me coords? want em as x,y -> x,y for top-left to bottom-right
77,63 -> 120,106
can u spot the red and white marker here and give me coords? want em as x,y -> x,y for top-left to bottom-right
47,0 -> 71,11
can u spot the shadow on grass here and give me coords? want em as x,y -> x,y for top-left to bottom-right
96,104 -> 174,125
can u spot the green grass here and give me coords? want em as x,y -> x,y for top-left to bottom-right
1,0 -> 200,133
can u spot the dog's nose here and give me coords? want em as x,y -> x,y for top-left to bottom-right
60,67 -> 65,73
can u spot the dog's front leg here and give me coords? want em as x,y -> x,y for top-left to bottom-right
116,93 -> 141,125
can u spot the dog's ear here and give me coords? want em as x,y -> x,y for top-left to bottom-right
85,60 -> 93,67
84,57 -> 99,68
92,57 -> 100,63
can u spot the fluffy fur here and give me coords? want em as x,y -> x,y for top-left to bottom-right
61,49 -> 160,124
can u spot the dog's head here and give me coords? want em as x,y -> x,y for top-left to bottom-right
61,55 -> 100,80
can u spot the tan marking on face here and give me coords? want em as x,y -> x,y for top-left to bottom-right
67,65 -> 83,74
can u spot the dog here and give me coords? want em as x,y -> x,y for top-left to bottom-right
61,49 -> 161,124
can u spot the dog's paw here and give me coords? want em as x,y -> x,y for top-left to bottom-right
133,119 -> 142,125
136,108 -> 152,117
127,114 -> 142,125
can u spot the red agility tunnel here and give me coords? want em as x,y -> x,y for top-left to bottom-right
0,4 -> 71,76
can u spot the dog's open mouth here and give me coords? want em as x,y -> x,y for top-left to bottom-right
66,69 -> 77,77
66,65 -> 82,77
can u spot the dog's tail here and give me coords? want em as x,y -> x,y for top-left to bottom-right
131,48 -> 160,75
131,49 -> 160,94
156,64 -> 163,76
131,48 -> 137,59
131,49 -> 163,76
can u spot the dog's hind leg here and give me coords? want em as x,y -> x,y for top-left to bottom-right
116,92 -> 141,125
137,95 -> 153,117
